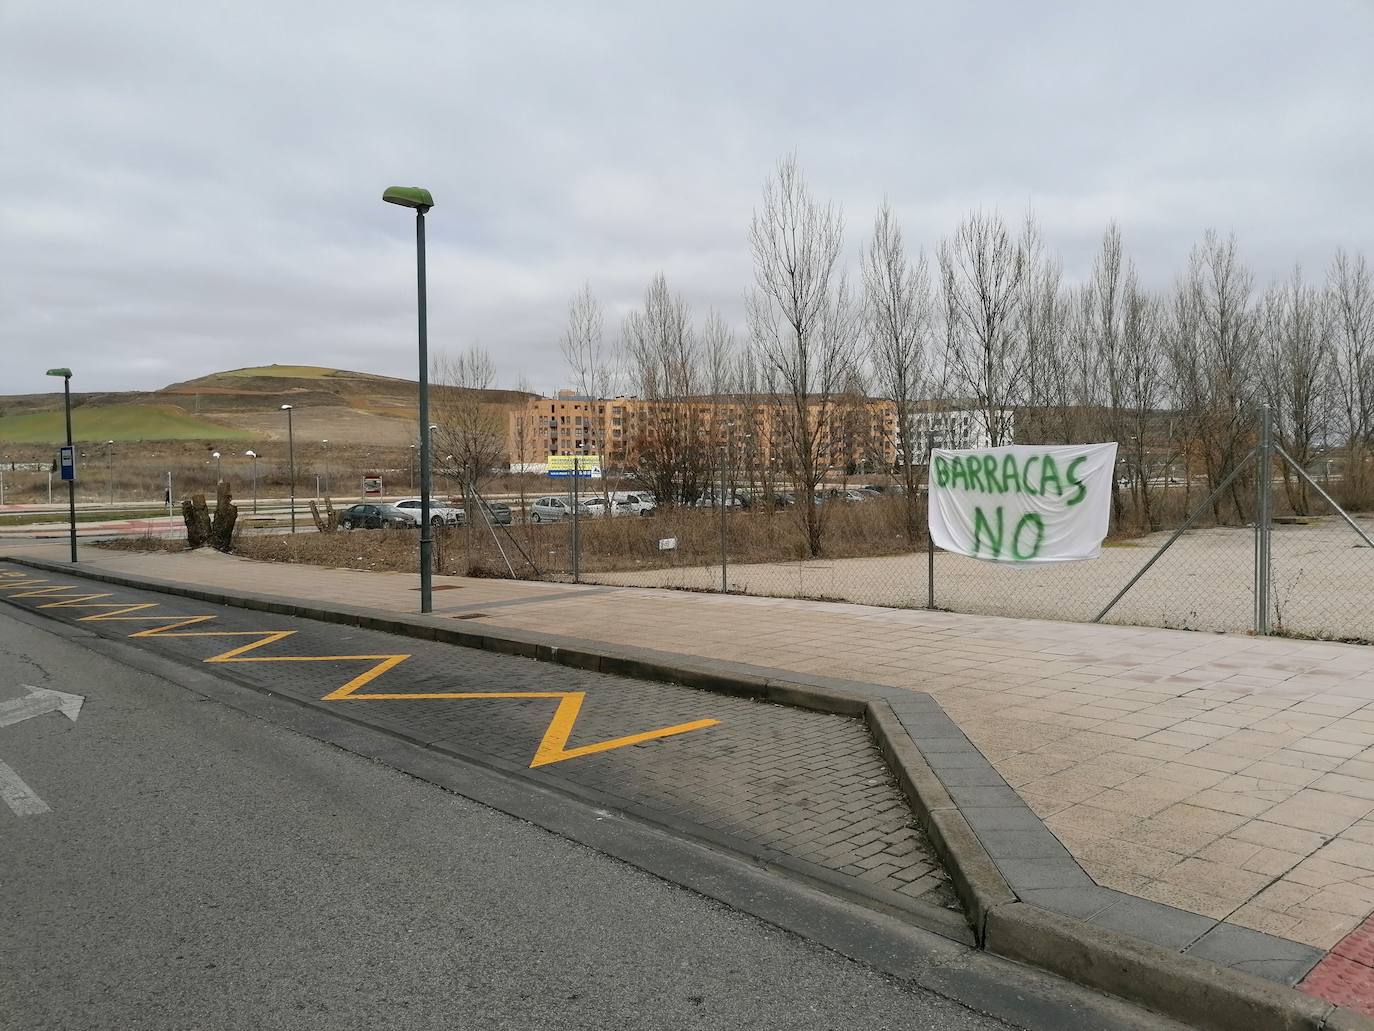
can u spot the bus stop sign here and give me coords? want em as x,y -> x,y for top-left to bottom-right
59,446 -> 76,482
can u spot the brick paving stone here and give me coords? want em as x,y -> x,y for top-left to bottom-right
0,564 -> 959,916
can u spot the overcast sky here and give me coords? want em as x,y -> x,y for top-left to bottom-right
3,0 -> 1372,398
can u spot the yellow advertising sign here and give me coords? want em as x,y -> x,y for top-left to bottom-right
547,454 -> 601,471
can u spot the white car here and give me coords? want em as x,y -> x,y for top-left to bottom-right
583,497 -> 637,518
611,491 -> 657,515
393,497 -> 466,527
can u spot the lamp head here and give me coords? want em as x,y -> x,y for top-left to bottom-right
212,451 -> 220,459
46,367 -> 72,379
280,404 -> 293,411
245,450 -> 256,458
382,186 -> 433,212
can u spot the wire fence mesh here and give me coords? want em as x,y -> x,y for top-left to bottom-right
456,436 -> 1374,646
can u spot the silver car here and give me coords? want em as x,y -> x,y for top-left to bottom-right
529,496 -> 592,523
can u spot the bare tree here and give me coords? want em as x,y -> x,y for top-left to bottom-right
1163,268 -> 1207,513
561,283 -> 612,402
747,154 -> 858,557
1018,214 -> 1073,443
863,200 -> 932,539
1117,279 -> 1167,530
560,283 -> 619,502
937,210 -> 1026,446
1185,230 -> 1260,522
1088,223 -> 1131,525
1263,266 -> 1333,514
431,345 -> 505,496
622,273 -> 710,506
508,374 -> 539,518
1329,250 -> 1374,502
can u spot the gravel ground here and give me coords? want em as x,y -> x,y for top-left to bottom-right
583,516 -> 1374,641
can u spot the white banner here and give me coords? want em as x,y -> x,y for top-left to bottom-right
928,443 -> 1118,563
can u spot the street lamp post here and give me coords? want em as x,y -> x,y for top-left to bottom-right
409,443 -> 417,492
383,185 -> 435,614
106,440 -> 115,504
321,439 -> 329,497
245,450 -> 258,513
281,405 -> 296,533
212,450 -> 221,484
45,368 -> 76,562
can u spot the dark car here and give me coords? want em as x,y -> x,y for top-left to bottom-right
474,499 -> 513,525
339,503 -> 416,530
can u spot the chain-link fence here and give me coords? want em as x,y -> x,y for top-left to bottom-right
458,421 -> 1374,644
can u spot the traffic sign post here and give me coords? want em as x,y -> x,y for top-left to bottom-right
46,368 -> 77,563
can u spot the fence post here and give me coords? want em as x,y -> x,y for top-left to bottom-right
571,455 -> 581,583
1255,404 -> 1273,635
719,444 -> 728,593
926,431 -> 936,610
464,478 -> 474,576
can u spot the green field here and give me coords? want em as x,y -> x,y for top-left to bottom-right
218,365 -> 344,379
0,404 -> 248,444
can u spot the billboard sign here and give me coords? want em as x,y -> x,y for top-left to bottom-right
363,474 -> 383,497
547,454 -> 601,478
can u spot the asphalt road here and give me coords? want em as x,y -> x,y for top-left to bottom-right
0,590 -> 1188,1031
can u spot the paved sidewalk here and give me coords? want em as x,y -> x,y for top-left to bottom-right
13,540 -> 1374,1010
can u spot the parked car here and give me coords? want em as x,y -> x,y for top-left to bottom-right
823,488 -> 873,502
575,497 -> 625,518
339,503 -> 418,530
393,496 -> 465,527
470,499 -> 513,525
694,491 -> 746,509
765,492 -> 796,507
611,491 -> 657,515
529,496 -> 592,523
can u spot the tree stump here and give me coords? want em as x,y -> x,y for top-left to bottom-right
209,481 -> 238,552
310,496 -> 340,533
182,494 -> 211,549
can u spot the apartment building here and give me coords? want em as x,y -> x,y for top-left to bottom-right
506,390 -> 1011,472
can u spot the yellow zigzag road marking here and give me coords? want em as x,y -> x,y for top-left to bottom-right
39,593 -> 115,608
1,572 -> 720,767
6,585 -> 80,599
323,678 -> 721,768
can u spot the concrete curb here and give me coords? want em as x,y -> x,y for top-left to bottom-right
987,903 -> 1340,1031
9,555 -> 1371,1031
865,700 -> 1014,943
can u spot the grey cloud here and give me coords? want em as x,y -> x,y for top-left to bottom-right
2,0 -> 1371,398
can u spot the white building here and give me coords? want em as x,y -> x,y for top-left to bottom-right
904,407 -> 1014,454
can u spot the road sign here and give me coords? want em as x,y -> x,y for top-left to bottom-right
59,446 -> 76,482
363,474 -> 382,497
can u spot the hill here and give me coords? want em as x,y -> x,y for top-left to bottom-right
0,364 -> 535,447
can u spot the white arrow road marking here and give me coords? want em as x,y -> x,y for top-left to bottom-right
0,759 -> 50,816
0,685 -> 84,728
0,685 -> 84,816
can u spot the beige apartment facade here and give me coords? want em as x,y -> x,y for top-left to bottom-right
507,391 -> 1012,473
